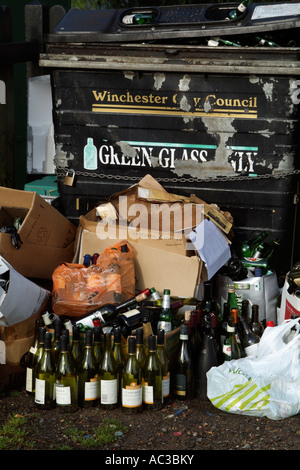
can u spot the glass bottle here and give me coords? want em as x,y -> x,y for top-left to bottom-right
99,332 -> 118,409
190,311 -> 202,369
25,318 -> 43,394
34,332 -> 56,409
93,326 -> 103,369
223,310 -> 241,361
32,326 -> 46,393
156,329 -> 170,403
71,324 -> 83,371
238,230 -> 269,258
52,318 -> 63,366
173,324 -> 193,400
122,12 -> 156,25
117,308 -> 145,334
227,285 -> 240,314
240,316 -> 260,357
157,289 -> 172,333
112,326 -> 124,403
78,329 -> 99,408
135,327 -> 147,370
250,304 -> 264,337
195,314 -> 218,399
232,308 -> 246,358
55,334 -> 78,412
227,0 -> 251,20
75,288 -> 150,329
121,336 -> 143,413
142,334 -> 163,410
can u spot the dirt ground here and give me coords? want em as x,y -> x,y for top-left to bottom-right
1,386 -> 299,456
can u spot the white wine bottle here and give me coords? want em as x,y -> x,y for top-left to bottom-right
34,332 -> 56,409
112,326 -> 124,403
25,318 -> 43,394
121,336 -> 143,413
71,324 -> 83,371
142,334 -> 163,410
93,326 -> 103,369
32,326 -> 46,394
55,334 -> 78,412
156,329 -> 170,403
99,332 -> 118,409
135,328 -> 147,370
173,324 -> 193,399
78,329 -> 99,408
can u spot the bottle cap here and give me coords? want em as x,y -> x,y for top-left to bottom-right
44,331 -> 52,349
128,336 -> 136,354
85,329 -> 93,346
266,321 -> 275,327
93,326 -> 102,342
113,326 -> 122,343
157,329 -> 165,345
148,334 -> 156,351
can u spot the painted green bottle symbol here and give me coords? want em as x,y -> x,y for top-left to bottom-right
84,137 -> 97,170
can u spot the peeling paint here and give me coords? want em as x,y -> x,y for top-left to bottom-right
262,81 -> 274,102
54,143 -> 74,168
153,72 -> 166,90
178,75 -> 191,91
123,71 -> 135,81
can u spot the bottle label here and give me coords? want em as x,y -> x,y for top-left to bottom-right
56,384 -> 71,405
85,379 -> 100,401
25,367 -> 33,392
162,373 -> 170,398
100,379 -> 118,404
223,344 -> 232,357
142,383 -> 154,404
35,378 -> 45,404
122,383 -> 142,408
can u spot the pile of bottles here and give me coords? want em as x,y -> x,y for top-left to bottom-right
287,263 -> 300,297
25,317 -> 173,412
172,280 -> 270,400
221,231 -> 281,281
24,279 -> 271,409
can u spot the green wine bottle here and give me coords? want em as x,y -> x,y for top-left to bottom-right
223,310 -> 241,361
142,334 -> 163,410
52,318 -> 63,366
93,326 -> 103,369
34,332 -> 56,409
71,324 -> 83,371
112,326 -> 124,403
227,0 -> 251,20
157,289 -> 172,333
78,329 -> 99,408
135,328 -> 147,370
55,334 -> 78,412
99,332 -> 118,409
156,329 -> 170,403
121,336 -> 143,413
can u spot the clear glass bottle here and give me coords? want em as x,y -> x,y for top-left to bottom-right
34,332 -> 56,409
55,334 -> 78,412
142,334 -> 163,410
156,329 -> 170,403
78,329 -> 99,408
173,324 -> 193,400
32,326 -> 46,394
121,336 -> 143,413
157,289 -> 172,333
223,310 -> 241,361
99,332 -> 118,409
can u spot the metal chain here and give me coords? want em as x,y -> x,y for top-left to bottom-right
56,165 -> 300,184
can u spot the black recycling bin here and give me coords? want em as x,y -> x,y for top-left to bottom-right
41,2 -> 300,276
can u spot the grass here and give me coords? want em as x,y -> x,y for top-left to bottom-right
64,417 -> 128,449
0,414 -> 36,450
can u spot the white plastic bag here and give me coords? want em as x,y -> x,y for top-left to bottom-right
207,318 -> 300,420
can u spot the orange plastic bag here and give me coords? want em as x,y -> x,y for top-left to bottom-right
52,240 -> 135,317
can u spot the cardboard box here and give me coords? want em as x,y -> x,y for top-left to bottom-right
0,256 -> 50,327
0,186 -> 76,279
75,227 -> 201,299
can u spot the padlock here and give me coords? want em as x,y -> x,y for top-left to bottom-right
63,169 -> 75,186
